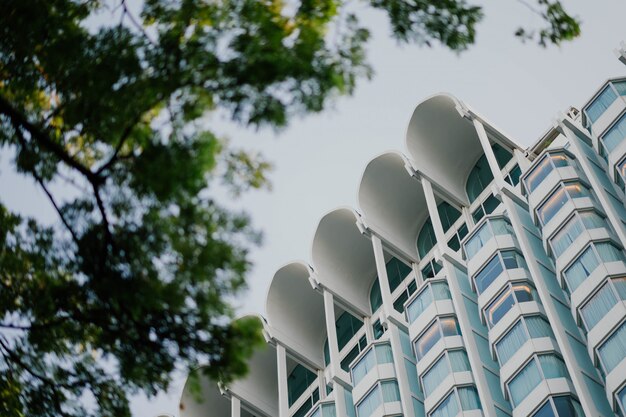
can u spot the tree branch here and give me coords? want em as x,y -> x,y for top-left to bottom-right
0,94 -> 101,185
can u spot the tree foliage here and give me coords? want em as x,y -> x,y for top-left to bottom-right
0,0 -> 579,416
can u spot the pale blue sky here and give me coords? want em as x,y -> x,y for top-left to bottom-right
1,1 -> 625,416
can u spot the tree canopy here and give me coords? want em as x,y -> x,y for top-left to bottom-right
0,0 -> 579,416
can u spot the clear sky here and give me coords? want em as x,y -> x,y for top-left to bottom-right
1,1 -> 625,416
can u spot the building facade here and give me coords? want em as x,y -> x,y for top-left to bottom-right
179,55 -> 626,417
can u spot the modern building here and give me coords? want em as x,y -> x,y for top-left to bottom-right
178,52 -> 626,417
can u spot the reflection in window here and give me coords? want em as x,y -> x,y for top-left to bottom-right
495,316 -> 554,366
464,217 -> 514,259
598,319 -> 626,373
563,242 -> 624,293
485,283 -> 539,328
406,281 -> 451,323
537,182 -> 591,225
466,143 -> 513,202
550,211 -> 607,258
414,317 -> 461,360
601,112 -> 626,157
473,250 -> 527,294
524,153 -> 570,194
508,354 -> 568,407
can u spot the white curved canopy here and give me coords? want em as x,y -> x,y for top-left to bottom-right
405,94 -> 485,204
358,152 -> 428,260
311,208 -> 376,315
180,373 -> 230,417
229,334 -> 279,417
265,262 -> 326,367
180,316 -> 278,417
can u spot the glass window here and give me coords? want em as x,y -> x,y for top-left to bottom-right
550,211 -> 607,258
430,386 -> 481,417
485,283 -> 538,328
386,257 -> 412,293
585,84 -> 618,124
418,219 -> 437,258
598,320 -> 626,373
466,144 -> 513,202
496,320 -> 527,365
464,217 -> 514,259
324,339 -> 330,367
472,194 -> 501,223
404,358 -> 421,396
495,316 -> 553,366
381,380 -> 400,402
422,355 -> 449,397
421,350 -> 470,397
618,385 -> 626,417
352,348 -> 375,386
524,153 -> 571,194
601,112 -> 626,156
341,344 -> 361,372
564,242 -> 624,293
370,280 -> 382,314
421,259 -> 442,280
414,317 -> 461,360
406,282 -> 451,323
509,358 -> 542,406
457,386 -> 481,411
537,182 -> 591,225
292,389 -> 320,417
617,157 -> 626,192
563,246 -> 599,293
580,283 -> 617,331
430,391 -> 458,417
288,364 -> 316,406
532,396 -> 584,417
372,319 -> 384,340
438,201 -> 461,232
474,250 -> 526,294
336,312 -> 364,351
505,164 -> 522,186
356,385 -> 382,417
447,223 -> 468,252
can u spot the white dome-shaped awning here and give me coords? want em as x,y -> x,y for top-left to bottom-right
180,316 -> 278,417
405,93 -> 485,205
265,262 -> 326,367
311,208 -> 377,316
180,376 -> 230,417
358,152 -> 429,260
